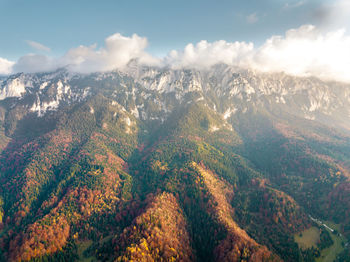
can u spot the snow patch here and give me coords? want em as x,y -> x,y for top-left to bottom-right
31,98 -> 59,117
0,78 -> 26,100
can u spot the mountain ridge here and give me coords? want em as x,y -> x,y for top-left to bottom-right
1,64 -> 350,131
0,64 -> 349,261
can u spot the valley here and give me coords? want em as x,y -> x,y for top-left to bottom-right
295,217 -> 347,262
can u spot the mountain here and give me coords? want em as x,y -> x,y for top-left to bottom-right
0,64 -> 349,261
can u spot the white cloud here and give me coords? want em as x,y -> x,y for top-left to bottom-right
2,26 -> 350,83
166,25 -> 350,83
58,33 -> 160,73
0,57 -> 14,75
11,33 -> 160,74
26,40 -> 51,52
165,40 -> 254,69
249,25 -> 350,82
283,1 -> 305,10
246,13 -> 259,24
13,54 -> 57,73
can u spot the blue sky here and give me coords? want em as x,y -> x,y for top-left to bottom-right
0,0 -> 338,60
0,0 -> 349,82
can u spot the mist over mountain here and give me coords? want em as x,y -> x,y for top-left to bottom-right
2,24 -> 350,83
0,63 -> 349,261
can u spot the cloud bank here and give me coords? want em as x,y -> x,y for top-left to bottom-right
1,25 -> 350,83
11,33 -> 160,74
166,40 -> 254,69
249,25 -> 350,82
60,33 -> 160,73
0,58 -> 15,75
165,25 -> 350,83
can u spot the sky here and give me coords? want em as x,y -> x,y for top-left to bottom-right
0,0 -> 350,82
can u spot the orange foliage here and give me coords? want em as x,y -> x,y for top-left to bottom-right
9,216 -> 70,262
116,192 -> 194,261
192,162 -> 280,262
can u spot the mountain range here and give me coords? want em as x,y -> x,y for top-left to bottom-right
0,63 -> 349,261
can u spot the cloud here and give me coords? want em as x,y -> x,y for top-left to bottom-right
13,54 -> 56,73
10,33 -> 160,74
0,57 -> 14,75
26,40 -> 51,52
2,25 -> 350,83
246,13 -> 259,24
249,25 -> 350,82
165,40 -> 254,69
283,1 -> 305,10
59,33 -> 160,73
313,0 -> 350,29
166,25 -> 350,83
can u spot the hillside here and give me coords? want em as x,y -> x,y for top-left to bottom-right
0,64 -> 349,261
